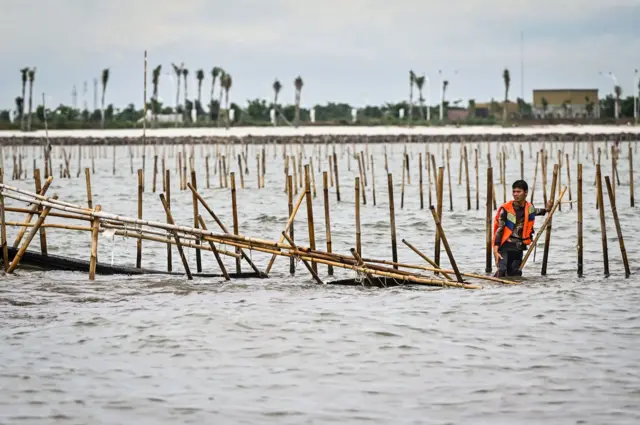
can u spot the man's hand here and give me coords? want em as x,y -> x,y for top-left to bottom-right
546,201 -> 552,211
493,246 -> 502,267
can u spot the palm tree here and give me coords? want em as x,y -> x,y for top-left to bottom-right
27,68 -> 36,131
614,85 -> 622,119
585,96 -> 594,118
100,68 -> 109,129
210,66 -> 221,120
414,75 -> 425,119
221,73 -> 232,129
151,65 -> 162,125
502,68 -> 510,121
216,69 -> 226,127
441,80 -> 449,120
15,97 -> 23,123
171,62 -> 183,125
409,70 -> 416,120
541,97 -> 549,118
294,76 -> 303,127
195,69 -> 204,120
272,79 -> 282,126
182,68 -> 189,122
20,68 -> 28,131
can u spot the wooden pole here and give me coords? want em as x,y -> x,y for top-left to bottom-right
12,176 -> 53,248
283,231 -> 323,285
446,150 -> 453,211
191,170 -> 202,273
595,164 -> 609,277
33,169 -> 48,256
429,206 -> 463,282
304,164 -> 317,274
565,153 -> 573,210
7,195 -> 57,274
475,148 -> 479,210
605,176 -> 630,278
288,175 -> 295,274
387,173 -> 398,269
89,205 -> 102,280
333,152 -> 340,202
152,155 -> 158,193
541,164 -> 558,276
0,170 -> 7,271
370,154 -> 376,206
322,171 -> 333,276
418,152 -> 424,209
577,163 -> 583,277
197,215 -> 230,280
485,167 -> 493,273
165,169 -> 172,272
136,169 -> 143,269
230,172 -> 241,274
630,145 -> 635,207
464,146 -> 471,210
434,167 -> 444,270
355,177 -> 361,255
85,167 -> 93,209
159,193 -> 192,280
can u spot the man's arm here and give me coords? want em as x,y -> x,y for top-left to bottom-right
494,208 -> 507,247
534,201 -> 553,216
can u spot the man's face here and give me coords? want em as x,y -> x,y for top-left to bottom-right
512,187 -> 527,202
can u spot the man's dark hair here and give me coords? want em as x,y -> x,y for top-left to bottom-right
512,180 -> 528,191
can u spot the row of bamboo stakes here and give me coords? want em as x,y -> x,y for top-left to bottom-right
0,140 -> 633,286
1,140 -> 636,217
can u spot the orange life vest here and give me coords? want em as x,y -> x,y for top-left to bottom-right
492,201 -> 536,247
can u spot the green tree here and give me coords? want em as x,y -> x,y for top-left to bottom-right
221,73 -> 232,128
210,67 -> 222,120
20,68 -> 28,131
100,68 -> 109,128
502,68 -> 510,121
294,76 -> 303,127
272,79 -> 282,125
27,68 -> 36,131
151,65 -> 162,124
614,85 -> 622,119
414,75 -> 425,119
408,70 -> 416,121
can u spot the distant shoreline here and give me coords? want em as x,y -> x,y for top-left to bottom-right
1,125 -> 639,145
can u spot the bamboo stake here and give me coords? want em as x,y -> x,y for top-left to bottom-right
418,152 -> 424,209
577,163 -> 583,277
85,167 -> 93,209
400,154 -> 406,209
230,172 -> 241,274
288,175 -> 295,275
370,154 -> 376,206
445,150 -> 453,211
595,164 -> 609,276
89,205 -> 102,280
264,182 -> 306,274
605,176 -> 630,278
191,170 -> 202,273
351,248 -> 377,287
464,146 -> 471,210
475,148 -> 479,210
33,169 -> 48,256
159,193 -> 192,279
0,170 -> 7,271
283,231 -> 323,284
565,153 -> 573,210
135,169 -> 143,268
355,177 -> 361,255
434,167 -> 444,270
429,206 -> 463,282
304,164 -> 317,274
165,170 -> 172,272
520,186 -> 567,271
197,215 -> 230,280
322,171 -> 333,276
7,195 -> 57,274
11,176 -> 53,248
541,164 -> 558,276
485,167 -> 493,273
387,173 -> 398,269
357,156 -> 366,205
630,145 -> 635,207
152,155 -> 158,193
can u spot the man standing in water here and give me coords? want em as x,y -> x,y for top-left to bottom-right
493,180 -> 552,277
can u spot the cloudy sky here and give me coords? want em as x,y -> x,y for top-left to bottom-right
1,0 -> 638,111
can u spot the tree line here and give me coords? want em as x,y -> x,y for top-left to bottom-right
2,66 -> 638,131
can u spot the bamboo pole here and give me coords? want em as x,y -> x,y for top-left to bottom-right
630,145 -> 635,207
152,155 -> 158,193
402,239 -> 453,281
520,186 -> 567,271
89,205 -> 102,280
85,167 -> 93,209
288,175 -> 295,274
541,164 -> 558,276
577,163 -> 583,277
7,195 -> 57,274
136,169 -> 143,269
485,167 -> 493,273
565,153 -> 573,210
159,193 -> 192,279
33,169 -> 48,256
446,150 -> 453,211
165,170 -> 172,272
283,231 -> 323,284
351,248 -> 377,287
11,176 -> 53,248
604,176 -> 630,278
387,173 -> 398,269
230,172 -> 241,274
355,177 -> 361,255
429,206 -> 463,282
0,170 -> 7,271
304,165 -> 317,273
418,152 -> 424,209
191,170 -> 202,273
464,146 -> 471,210
322,171 -> 333,276
434,167 -> 444,270
357,156 -> 366,205
370,154 -> 376,206
400,154 -> 406,209
333,152 -> 341,202
197,215 -> 230,280
595,164 -> 609,276
475,148 -> 479,210
264,181 -> 307,274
